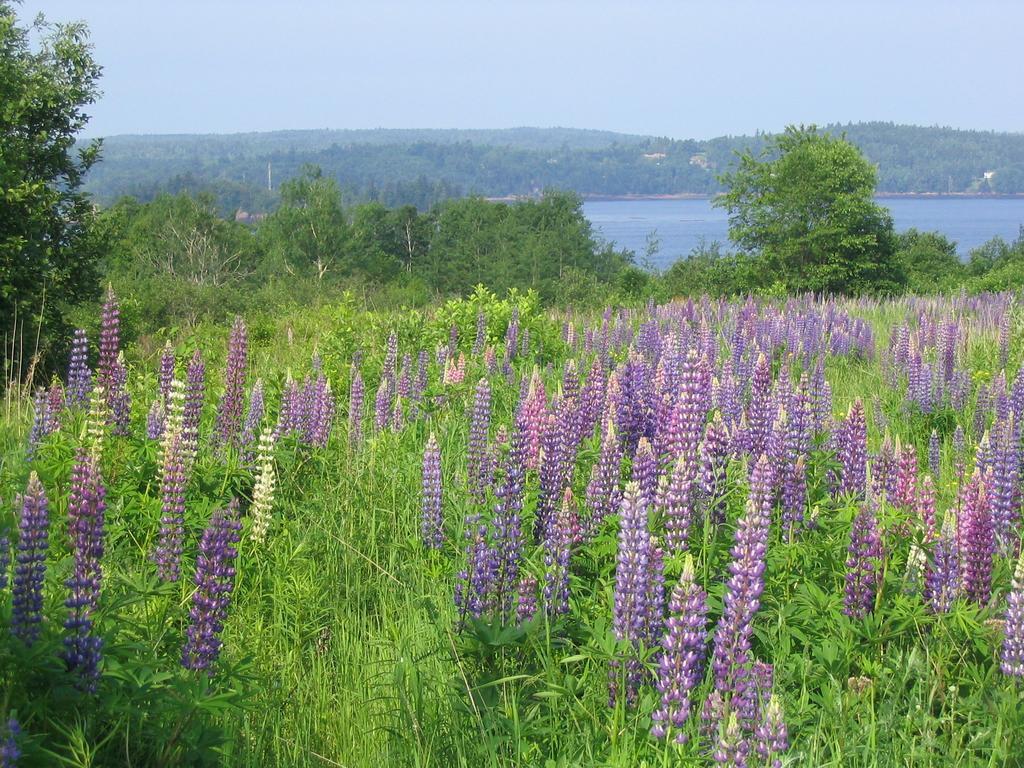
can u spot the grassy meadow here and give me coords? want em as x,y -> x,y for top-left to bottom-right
2,288 -> 1024,767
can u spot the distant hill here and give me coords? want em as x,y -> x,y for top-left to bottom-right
80,123 -> 1024,213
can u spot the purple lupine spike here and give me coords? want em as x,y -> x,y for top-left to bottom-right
146,399 -> 165,441
631,437 -> 658,510
183,350 -> 205,459
610,482 -> 658,708
917,474 -> 938,538
928,430 -> 941,482
27,388 -> 52,458
448,324 -> 459,356
999,311 -> 1012,371
924,514 -> 961,613
97,285 -> 121,389
989,419 -> 1020,551
584,420 -> 623,539
536,406 -> 570,541
894,441 -> 918,510
472,309 -> 487,356
840,399 -> 868,497
373,377 -> 391,434
616,352 -> 654,456
579,357 -> 607,439
466,377 -> 493,505
11,473 -> 49,645
1000,551 -> 1024,678
153,428 -> 187,581
747,353 -> 773,458
711,494 -> 770,698
974,430 -> 993,477
390,394 -> 404,431
397,353 -> 412,401
421,433 -> 444,549
1,718 -> 20,768
543,488 -> 577,618
713,711 -> 746,767
159,341 -> 175,403
958,471 -> 994,606
519,370 -> 546,470
67,328 -> 92,408
755,696 -> 789,767
213,316 -> 248,450
240,379 -> 265,456
107,352 -> 132,436
844,503 -> 883,619
700,412 -> 730,525
748,452 -> 777,520
348,365 -> 365,448
516,574 -> 538,624
492,420 -> 527,620
661,453 -> 698,553
483,345 -> 497,374
454,513 -> 497,625
64,448 -> 106,690
651,556 -> 709,743
182,499 -> 242,674
303,372 -> 335,448
275,374 -> 301,439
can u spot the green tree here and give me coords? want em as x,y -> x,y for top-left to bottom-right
1,3 -> 103,368
895,229 -> 964,293
259,165 -> 352,284
715,125 -> 904,295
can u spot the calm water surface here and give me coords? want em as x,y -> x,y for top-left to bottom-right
583,198 -> 1024,269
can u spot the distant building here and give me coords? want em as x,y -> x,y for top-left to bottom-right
643,152 -> 667,160
234,209 -> 267,225
983,170 -> 996,181
689,153 -> 709,169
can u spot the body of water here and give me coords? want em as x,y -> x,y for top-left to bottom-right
583,197 -> 1024,269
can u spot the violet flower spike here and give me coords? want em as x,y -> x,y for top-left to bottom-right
11,473 -> 49,645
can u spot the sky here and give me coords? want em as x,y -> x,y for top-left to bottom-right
16,0 -> 1024,140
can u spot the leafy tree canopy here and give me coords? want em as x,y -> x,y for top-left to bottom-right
1,2 -> 103,366
715,125 -> 905,295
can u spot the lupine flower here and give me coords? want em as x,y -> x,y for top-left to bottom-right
67,328 -> 92,408
651,556 -> 709,743
107,352 -> 132,436
97,285 -> 120,388
27,388 -> 57,457
1000,550 -> 1024,678
543,488 -> 577,617
303,372 -> 335,448
454,513 -> 497,625
12,473 -> 49,645
611,482 -> 659,707
917,474 -> 937,538
632,438 -> 658,510
700,413 -> 730,525
0,532 -> 9,593
64,449 -> 107,690
839,399 -> 868,497
661,453 -> 697,553
516,574 -> 538,624
159,340 -> 175,401
928,430 -> 941,481
466,378 -> 492,505
374,378 -> 391,433
844,503 -> 882,619
894,441 -> 918,509
240,379 -> 265,457
958,471 -> 994,605
989,420 -> 1020,550
213,316 -> 248,450
0,718 -> 20,768
492,423 -> 527,619
712,711 -> 745,767
145,399 -> 166,441
925,513 -> 961,613
183,350 -> 206,459
569,414 -> 608,524
755,696 -> 789,768
249,428 -> 278,545
421,433 -> 444,549
711,495 -> 769,697
952,424 -> 966,480
182,499 -> 243,673
747,353 -> 773,457
154,426 -> 188,581
518,370 -> 547,470
348,365 -> 365,448
472,310 -> 486,356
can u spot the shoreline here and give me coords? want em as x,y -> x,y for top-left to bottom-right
579,192 -> 1024,202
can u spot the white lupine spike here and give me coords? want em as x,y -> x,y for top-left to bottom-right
249,427 -> 278,545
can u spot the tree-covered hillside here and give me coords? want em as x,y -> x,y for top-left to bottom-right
81,122 -> 1024,213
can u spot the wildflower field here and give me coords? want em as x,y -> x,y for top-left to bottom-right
2,286 -> 1024,767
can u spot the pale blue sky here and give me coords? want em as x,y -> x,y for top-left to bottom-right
17,0 -> 1024,139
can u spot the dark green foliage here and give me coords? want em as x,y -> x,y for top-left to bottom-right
0,3 -> 103,370
716,125 -> 906,296
896,229 -> 965,293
